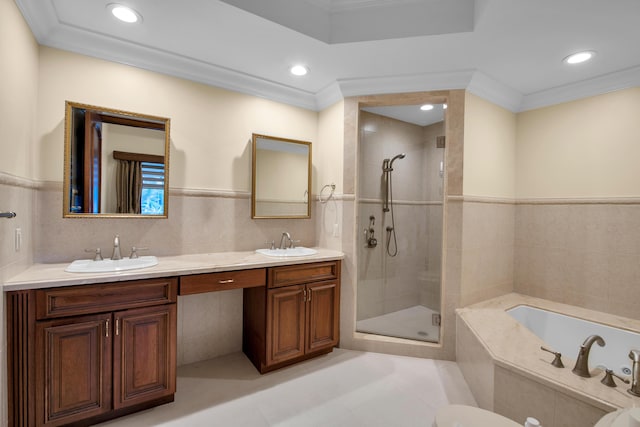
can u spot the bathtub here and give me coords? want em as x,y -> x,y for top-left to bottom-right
508,305 -> 640,376
456,294 -> 640,427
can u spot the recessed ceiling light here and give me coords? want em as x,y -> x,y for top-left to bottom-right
108,4 -> 142,23
420,104 -> 434,111
443,104 -> 448,109
290,65 -> 309,76
563,51 -> 595,65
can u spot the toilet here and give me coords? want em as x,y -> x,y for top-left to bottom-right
433,405 -> 522,427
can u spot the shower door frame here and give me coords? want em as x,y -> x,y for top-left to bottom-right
342,90 -> 465,359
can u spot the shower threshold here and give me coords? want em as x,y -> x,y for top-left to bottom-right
356,305 -> 440,343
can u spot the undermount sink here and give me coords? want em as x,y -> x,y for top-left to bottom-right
256,247 -> 317,257
65,256 -> 159,273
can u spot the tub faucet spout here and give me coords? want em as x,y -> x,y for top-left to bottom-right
572,334 -> 605,378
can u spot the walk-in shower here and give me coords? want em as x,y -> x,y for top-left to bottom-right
356,104 -> 445,343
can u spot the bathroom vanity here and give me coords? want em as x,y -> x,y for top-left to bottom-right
4,250 -> 342,427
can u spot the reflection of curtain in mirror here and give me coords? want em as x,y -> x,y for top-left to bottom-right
116,160 -> 142,214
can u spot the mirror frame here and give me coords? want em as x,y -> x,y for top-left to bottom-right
63,101 -> 171,218
251,133 -> 312,219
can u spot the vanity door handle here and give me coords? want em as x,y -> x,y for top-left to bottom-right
115,319 -> 120,336
105,319 -> 109,338
218,279 -> 235,284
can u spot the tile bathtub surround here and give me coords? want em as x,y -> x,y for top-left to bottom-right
515,201 -> 640,321
99,348 -> 478,427
460,199 -> 515,307
456,293 -> 640,425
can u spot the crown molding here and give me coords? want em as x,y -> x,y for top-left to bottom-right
315,81 -> 344,110
337,69 -> 475,98
15,0 -> 639,114
42,23 -> 320,111
519,65 -> 640,112
467,71 -> 523,112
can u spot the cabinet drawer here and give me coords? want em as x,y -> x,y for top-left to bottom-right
268,261 -> 340,288
179,268 -> 266,295
35,278 -> 178,320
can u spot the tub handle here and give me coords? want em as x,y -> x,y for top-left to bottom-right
600,367 -> 630,387
541,346 -> 564,368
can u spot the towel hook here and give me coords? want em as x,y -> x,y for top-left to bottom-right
1,212 -> 17,219
318,183 -> 335,204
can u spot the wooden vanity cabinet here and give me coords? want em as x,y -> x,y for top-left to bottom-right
8,277 -> 177,427
243,261 -> 340,373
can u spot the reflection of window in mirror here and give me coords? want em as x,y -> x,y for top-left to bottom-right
102,124 -> 165,214
64,101 -> 170,218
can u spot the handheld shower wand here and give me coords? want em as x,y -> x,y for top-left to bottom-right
382,153 -> 405,256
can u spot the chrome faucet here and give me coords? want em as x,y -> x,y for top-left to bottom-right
111,235 -> 122,260
572,334 -> 605,377
629,349 -> 640,396
279,232 -> 292,249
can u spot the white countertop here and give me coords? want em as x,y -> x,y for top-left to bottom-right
3,248 -> 344,291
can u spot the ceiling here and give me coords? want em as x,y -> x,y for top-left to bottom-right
15,0 -> 640,113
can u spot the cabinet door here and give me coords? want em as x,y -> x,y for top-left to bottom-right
306,281 -> 339,353
113,304 -> 177,410
267,285 -> 305,365
35,313 -> 112,426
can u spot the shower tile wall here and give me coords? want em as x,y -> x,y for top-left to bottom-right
357,111 -> 443,320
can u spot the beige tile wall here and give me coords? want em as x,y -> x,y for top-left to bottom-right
34,187 -> 317,263
460,200 -> 515,307
515,202 -> 640,320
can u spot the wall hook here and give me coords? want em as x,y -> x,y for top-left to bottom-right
1,212 -> 17,219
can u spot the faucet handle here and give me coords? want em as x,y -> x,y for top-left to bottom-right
600,367 -> 630,387
129,247 -> 148,259
540,346 -> 564,368
264,240 -> 275,250
290,240 -> 300,249
85,248 -> 104,261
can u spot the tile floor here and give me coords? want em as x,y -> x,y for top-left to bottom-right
356,305 -> 441,342
101,348 -> 476,427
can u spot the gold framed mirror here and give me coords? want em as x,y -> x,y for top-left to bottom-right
63,101 -> 170,218
251,133 -> 312,219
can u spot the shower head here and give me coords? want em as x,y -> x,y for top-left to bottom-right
389,153 -> 406,168
382,153 -> 406,172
